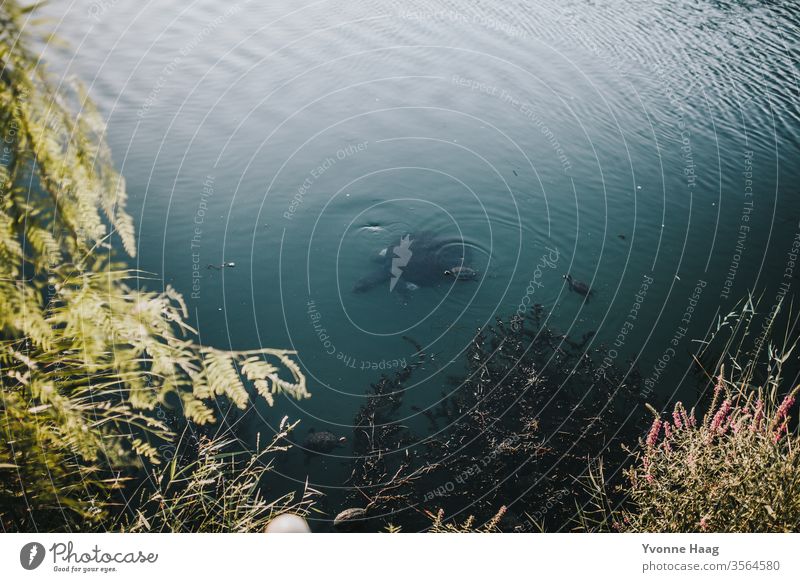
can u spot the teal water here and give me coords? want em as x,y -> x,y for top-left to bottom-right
40,0 -> 799,524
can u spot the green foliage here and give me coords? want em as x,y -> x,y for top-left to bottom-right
0,1 -> 308,531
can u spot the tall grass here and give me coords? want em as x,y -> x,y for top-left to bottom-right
118,419 -> 318,532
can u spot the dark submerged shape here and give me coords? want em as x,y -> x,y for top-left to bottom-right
333,507 -> 369,531
353,231 -> 475,293
564,273 -> 592,296
207,262 -> 236,270
303,430 -> 347,454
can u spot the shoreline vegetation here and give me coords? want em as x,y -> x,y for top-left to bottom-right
581,304 -> 800,534
2,1 -> 798,533
0,2 -> 311,532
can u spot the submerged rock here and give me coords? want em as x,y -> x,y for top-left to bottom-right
302,430 -> 347,454
334,507 -> 367,528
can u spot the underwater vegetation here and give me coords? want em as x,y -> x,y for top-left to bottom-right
341,307 -> 649,532
335,299 -> 800,533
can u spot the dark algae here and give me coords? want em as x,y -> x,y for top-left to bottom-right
343,310 -> 648,531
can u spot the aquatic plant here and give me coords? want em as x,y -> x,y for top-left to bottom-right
0,1 -> 307,531
344,340 -> 439,528
345,309 -> 646,532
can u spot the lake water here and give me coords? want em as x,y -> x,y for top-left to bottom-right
40,0 -> 799,527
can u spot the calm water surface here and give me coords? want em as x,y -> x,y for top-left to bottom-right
40,0 -> 800,525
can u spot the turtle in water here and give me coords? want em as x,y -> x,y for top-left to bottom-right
563,274 -> 592,298
353,231 -> 478,294
302,429 -> 347,463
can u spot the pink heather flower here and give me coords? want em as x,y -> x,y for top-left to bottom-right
774,394 -> 796,425
710,400 -> 731,434
752,398 -> 764,432
773,422 -> 788,444
672,409 -> 683,430
642,456 -> 652,481
646,418 -> 662,447
662,422 -> 674,453
687,408 -> 697,428
699,517 -> 709,531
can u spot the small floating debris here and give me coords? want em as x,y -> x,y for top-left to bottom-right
361,225 -> 385,233
207,262 -> 236,270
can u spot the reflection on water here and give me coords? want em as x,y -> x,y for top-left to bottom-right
41,0 -> 800,527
